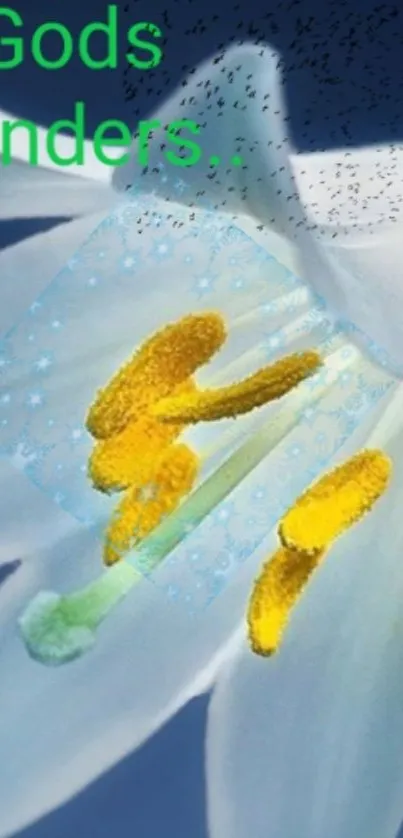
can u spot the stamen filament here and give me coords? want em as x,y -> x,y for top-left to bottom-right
230,286 -> 312,329
199,336 -> 354,463
210,307 -> 332,388
274,305 -> 331,344
366,383 -> 403,449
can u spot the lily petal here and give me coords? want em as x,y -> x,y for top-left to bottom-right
0,312 -> 392,837
1,47 -> 399,838
207,424 -> 403,838
291,146 -> 403,375
1,196 -> 391,834
0,452 -> 271,838
0,212 -> 107,333
113,44 -> 304,242
0,159 -> 308,834
0,159 -> 115,220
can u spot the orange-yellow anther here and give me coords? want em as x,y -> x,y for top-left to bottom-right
86,312 -> 226,439
279,449 -> 391,555
104,443 -> 199,565
247,546 -> 326,656
88,380 -> 194,494
152,350 -> 322,424
247,447 -> 392,658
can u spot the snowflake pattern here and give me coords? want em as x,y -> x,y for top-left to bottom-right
192,270 -> 219,297
119,251 -> 141,273
33,354 -> 53,373
150,235 -> 175,261
27,392 -> 44,408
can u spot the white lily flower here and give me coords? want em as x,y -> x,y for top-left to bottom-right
1,43 -> 402,838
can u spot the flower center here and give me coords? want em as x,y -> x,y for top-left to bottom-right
86,312 -> 322,567
19,305 -> 395,666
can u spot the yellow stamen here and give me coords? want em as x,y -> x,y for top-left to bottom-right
248,448 -> 392,657
279,449 -> 391,555
103,443 -> 199,566
88,379 -> 194,493
247,546 -> 326,656
86,312 -> 227,439
152,350 -> 322,423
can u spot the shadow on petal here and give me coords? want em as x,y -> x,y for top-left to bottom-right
0,558 -> 22,588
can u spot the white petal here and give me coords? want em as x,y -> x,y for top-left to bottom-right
207,420 -> 403,838
0,160 -> 115,220
0,457 -> 254,838
0,316 -> 392,835
0,179 -> 392,834
0,59 -> 396,835
0,108 -> 116,219
0,184 -> 304,832
0,213 -> 107,333
113,45 -> 304,241
110,39 -> 403,375
291,146 -> 403,374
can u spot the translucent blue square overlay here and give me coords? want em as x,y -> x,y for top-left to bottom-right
0,191 -> 394,612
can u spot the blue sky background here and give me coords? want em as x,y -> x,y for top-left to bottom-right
2,0 -> 403,835
13,695 -> 210,838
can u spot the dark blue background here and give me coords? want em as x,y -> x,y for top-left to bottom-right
2,1 -> 403,836
14,694 -> 210,838
2,0 -> 403,256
